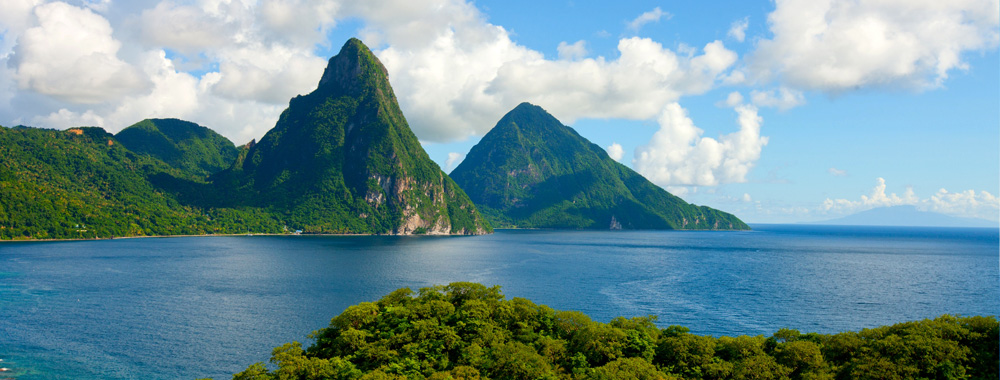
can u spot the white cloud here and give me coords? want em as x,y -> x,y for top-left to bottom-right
722,91 -> 744,107
742,193 -> 753,202
633,102 -> 768,187
750,0 -> 1000,92
927,188 -> 999,221
211,45 -> 327,104
823,177 -> 1000,221
627,7 -> 669,33
606,142 -> 624,161
823,178 -> 918,213
136,0 -> 331,104
258,0 -> 340,47
488,38 -> 738,122
381,34 -> 737,141
828,167 -> 848,176
750,87 -> 805,110
35,108 -> 105,128
30,49 -> 286,144
557,40 -> 587,60
0,0 -> 740,147
0,0 -> 43,37
138,1 -> 233,54
444,152 -> 464,172
1,0 -> 337,140
10,2 -> 150,104
728,17 -> 749,42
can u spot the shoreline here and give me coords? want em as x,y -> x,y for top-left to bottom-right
0,227 -> 757,243
0,231 -> 500,243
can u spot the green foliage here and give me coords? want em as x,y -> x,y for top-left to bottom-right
228,283 -> 998,380
115,118 -> 240,180
450,103 -> 749,230
0,125 -> 285,239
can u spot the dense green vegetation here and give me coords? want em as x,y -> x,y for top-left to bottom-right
115,118 -> 239,179
0,38 -> 489,239
450,103 -> 748,230
220,283 -> 997,380
0,126 -> 283,239
211,38 -> 490,235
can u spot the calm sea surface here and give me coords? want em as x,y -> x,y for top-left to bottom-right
0,224 -> 997,379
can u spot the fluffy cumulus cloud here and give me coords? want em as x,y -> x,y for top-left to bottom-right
633,102 -> 768,187
823,178 -> 1000,221
137,1 -> 234,54
0,0 -> 742,147
0,0 -> 341,142
751,0 -> 1000,91
926,188 -> 1000,220
379,28 -> 738,141
823,177 -> 918,212
10,2 -> 150,103
606,143 -> 624,161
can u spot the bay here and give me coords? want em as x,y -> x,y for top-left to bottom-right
0,224 -> 996,380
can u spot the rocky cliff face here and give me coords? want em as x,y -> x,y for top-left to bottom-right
214,38 -> 491,235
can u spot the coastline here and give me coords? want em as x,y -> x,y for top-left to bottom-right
0,226 -> 760,243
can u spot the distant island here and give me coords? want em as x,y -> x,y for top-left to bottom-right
808,205 -> 998,228
211,282 -> 999,380
0,38 -> 748,240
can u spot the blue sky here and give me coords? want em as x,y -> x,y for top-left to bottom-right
0,0 -> 997,223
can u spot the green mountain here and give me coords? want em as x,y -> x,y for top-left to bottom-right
212,38 -> 490,235
450,103 -> 749,230
0,38 -> 490,239
115,118 -> 239,179
0,126 -> 282,239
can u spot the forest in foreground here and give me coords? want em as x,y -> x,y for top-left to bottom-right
209,282 -> 998,380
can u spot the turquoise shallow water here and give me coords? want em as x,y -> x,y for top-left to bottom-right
0,224 -> 997,379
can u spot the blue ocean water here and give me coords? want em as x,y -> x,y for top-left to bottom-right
0,224 -> 996,380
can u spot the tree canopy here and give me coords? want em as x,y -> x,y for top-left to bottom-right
216,283 -> 998,380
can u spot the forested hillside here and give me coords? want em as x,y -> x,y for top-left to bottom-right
115,118 -> 239,179
0,126 -> 282,239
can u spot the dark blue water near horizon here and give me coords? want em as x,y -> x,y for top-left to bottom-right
0,224 -> 997,380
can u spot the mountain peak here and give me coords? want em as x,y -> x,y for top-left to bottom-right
506,102 -> 552,119
494,101 -> 563,135
318,38 -> 388,89
512,102 -> 541,112
214,38 -> 491,235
